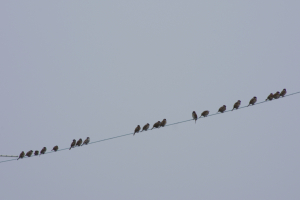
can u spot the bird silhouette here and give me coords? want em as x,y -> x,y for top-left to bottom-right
134,125 -> 141,136
217,105 -> 226,113
232,100 -> 241,111
192,111 -> 198,123
17,151 -> 25,160
141,123 -> 150,132
248,96 -> 257,107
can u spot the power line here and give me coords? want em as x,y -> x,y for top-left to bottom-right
1,91 -> 299,164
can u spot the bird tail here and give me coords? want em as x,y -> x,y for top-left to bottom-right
17,158 -> 19,160
69,147 -> 71,150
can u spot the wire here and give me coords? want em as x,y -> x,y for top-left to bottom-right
1,91 -> 299,164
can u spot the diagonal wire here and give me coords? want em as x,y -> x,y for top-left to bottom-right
1,91 -> 299,164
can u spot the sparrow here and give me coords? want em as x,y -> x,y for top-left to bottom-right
17,151 -> 25,160
160,119 -> 167,127
26,150 -> 33,157
40,147 -> 47,155
151,121 -> 161,130
217,105 -> 226,113
280,89 -> 286,97
134,125 -> 141,136
52,145 -> 59,152
273,91 -> 280,99
82,137 -> 90,146
141,123 -> 150,132
34,150 -> 39,156
266,93 -> 273,101
76,138 -> 82,147
192,111 -> 198,123
248,96 -> 257,106
200,110 -> 209,118
232,100 -> 241,111
69,139 -> 76,150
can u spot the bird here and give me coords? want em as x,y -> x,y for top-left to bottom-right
40,147 -> 47,155
265,93 -> 273,101
69,139 -> 76,150
76,138 -> 82,147
26,150 -> 33,157
248,96 -> 257,106
192,111 -> 198,123
34,150 -> 39,156
81,137 -> 90,146
232,100 -> 241,111
52,145 -> 59,152
200,110 -> 209,118
217,105 -> 226,113
151,121 -> 161,130
141,123 -> 150,132
273,91 -> 280,99
133,125 -> 141,136
17,151 -> 25,160
280,89 -> 286,97
160,119 -> 167,127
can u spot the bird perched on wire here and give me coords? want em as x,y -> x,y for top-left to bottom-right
266,93 -> 274,101
217,105 -> 226,113
160,119 -> 167,127
69,139 -> 76,150
40,147 -> 47,155
52,145 -> 59,152
248,96 -> 257,106
280,89 -> 286,97
133,125 -> 141,136
82,137 -> 90,146
141,123 -> 150,132
17,151 -> 25,160
34,150 -> 39,156
273,91 -> 280,99
26,150 -> 33,157
232,100 -> 241,111
200,110 -> 209,118
76,138 -> 82,147
192,111 -> 198,123
151,121 -> 161,130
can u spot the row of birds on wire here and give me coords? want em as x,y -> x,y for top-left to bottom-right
17,137 -> 90,160
17,88 -> 287,160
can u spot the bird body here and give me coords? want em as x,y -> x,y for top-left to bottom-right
248,96 -> 257,106
52,146 -> 59,152
34,150 -> 39,156
40,147 -> 47,155
232,100 -> 241,111
273,91 -> 280,99
69,139 -> 76,150
141,123 -> 150,132
134,125 -> 141,136
26,150 -> 33,157
82,137 -> 90,146
280,89 -> 286,97
192,111 -> 198,123
160,119 -> 167,127
76,138 -> 82,147
217,105 -> 226,113
17,151 -> 25,160
151,121 -> 161,130
200,110 -> 209,118
266,93 -> 273,101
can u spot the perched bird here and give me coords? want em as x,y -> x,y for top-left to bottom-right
192,111 -> 198,123
34,150 -> 39,156
76,138 -> 82,147
17,151 -> 25,160
133,125 -> 141,136
200,110 -> 209,118
265,93 -> 274,101
280,89 -> 287,97
69,139 -> 76,150
26,150 -> 33,157
273,91 -> 280,99
40,147 -> 47,155
160,119 -> 167,127
232,100 -> 241,111
141,123 -> 150,132
81,137 -> 90,146
248,96 -> 257,107
151,121 -> 161,130
217,105 -> 226,113
52,145 -> 59,152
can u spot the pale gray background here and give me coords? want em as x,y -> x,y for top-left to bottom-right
1,1 -> 300,200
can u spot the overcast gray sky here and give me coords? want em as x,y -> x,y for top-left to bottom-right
1,1 -> 300,199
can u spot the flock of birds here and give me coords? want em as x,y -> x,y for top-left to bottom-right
17,88 -> 287,160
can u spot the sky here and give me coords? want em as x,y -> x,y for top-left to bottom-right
1,1 -> 300,199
